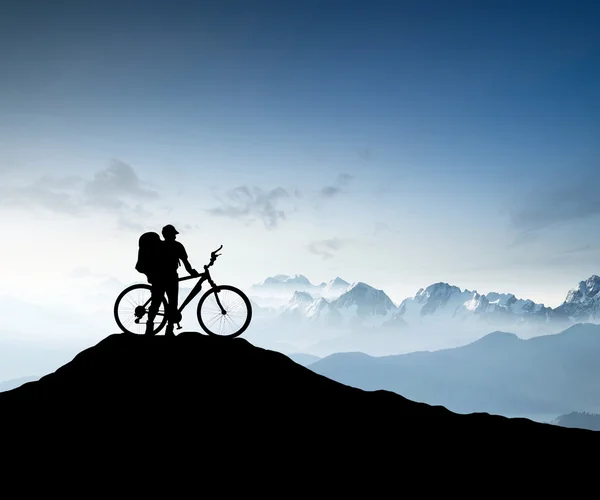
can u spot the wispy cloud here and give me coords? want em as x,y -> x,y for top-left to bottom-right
0,174 -> 85,214
561,244 -> 593,255
206,185 -> 295,229
356,148 -> 372,162
117,215 -> 148,232
307,237 -> 348,259
372,222 -> 401,236
318,173 -> 354,200
509,168 -> 600,234
84,159 -> 158,210
0,159 -> 159,228
206,173 -> 355,230
506,229 -> 538,248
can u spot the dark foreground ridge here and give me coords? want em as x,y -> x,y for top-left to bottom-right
0,332 -> 597,474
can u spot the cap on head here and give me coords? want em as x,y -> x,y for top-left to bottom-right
162,224 -> 179,236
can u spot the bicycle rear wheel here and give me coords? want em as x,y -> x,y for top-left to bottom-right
196,285 -> 252,338
114,284 -> 168,335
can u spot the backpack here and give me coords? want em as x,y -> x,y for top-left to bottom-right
135,232 -> 161,275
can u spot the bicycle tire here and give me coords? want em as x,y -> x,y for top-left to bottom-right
114,283 -> 168,335
196,285 -> 252,338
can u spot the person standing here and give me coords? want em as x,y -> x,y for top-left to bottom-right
151,224 -> 198,336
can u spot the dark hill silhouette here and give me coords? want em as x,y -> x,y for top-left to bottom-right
1,331 -> 598,483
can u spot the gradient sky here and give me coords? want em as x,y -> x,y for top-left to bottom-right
1,0 -> 599,322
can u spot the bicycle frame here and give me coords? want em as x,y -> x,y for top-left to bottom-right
176,266 -> 224,317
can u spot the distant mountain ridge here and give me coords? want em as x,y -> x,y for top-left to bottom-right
306,323 -> 600,418
274,281 -> 399,330
551,411 -> 600,431
0,375 -> 39,392
251,274 -> 350,297
248,273 -> 600,333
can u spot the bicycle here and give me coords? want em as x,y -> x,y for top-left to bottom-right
113,245 -> 252,338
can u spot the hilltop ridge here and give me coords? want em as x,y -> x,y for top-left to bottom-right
0,331 -> 597,478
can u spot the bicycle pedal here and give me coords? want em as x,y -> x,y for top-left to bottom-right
176,323 -> 182,330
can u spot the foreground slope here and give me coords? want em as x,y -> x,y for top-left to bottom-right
0,331 -> 596,460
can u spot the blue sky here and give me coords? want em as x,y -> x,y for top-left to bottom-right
1,0 -> 599,320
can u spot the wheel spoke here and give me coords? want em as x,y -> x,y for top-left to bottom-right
223,313 -> 239,333
114,285 -> 168,335
197,286 -> 251,338
207,313 -> 222,327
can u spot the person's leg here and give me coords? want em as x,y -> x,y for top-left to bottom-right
164,276 -> 179,336
146,279 -> 166,335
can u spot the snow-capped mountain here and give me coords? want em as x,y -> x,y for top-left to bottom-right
393,282 -> 554,327
396,283 -> 477,322
305,297 -> 342,324
248,273 -> 600,337
251,274 -> 317,293
273,282 -> 398,330
250,274 -> 351,306
320,277 -> 351,299
330,282 -> 398,327
553,275 -> 600,321
241,272 -> 600,358
279,291 -> 315,319
475,292 -> 554,322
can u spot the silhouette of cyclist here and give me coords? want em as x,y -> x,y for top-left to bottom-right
146,224 -> 199,336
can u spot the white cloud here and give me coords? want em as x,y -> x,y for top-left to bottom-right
206,185 -> 295,229
307,237 -> 349,260
205,173 -> 355,230
0,159 -> 160,230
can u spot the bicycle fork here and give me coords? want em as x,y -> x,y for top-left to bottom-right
214,290 -> 226,315
169,279 -> 227,330
208,278 -> 227,315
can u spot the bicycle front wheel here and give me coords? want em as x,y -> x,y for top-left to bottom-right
114,284 -> 168,335
196,285 -> 252,338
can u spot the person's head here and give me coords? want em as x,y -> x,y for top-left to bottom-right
162,224 -> 179,241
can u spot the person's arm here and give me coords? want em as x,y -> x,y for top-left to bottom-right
182,257 -> 195,275
179,243 -> 198,275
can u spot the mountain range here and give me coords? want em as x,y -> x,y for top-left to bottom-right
0,375 -> 39,392
248,273 -> 600,338
305,323 -> 600,420
551,411 -> 600,431
251,274 -> 352,297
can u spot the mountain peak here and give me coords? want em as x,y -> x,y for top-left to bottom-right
252,272 -> 600,328
290,290 -> 313,302
253,274 -> 315,290
319,277 -> 352,299
262,274 -> 289,284
284,274 -> 311,284
332,282 -> 398,320
472,330 -> 521,344
329,277 -> 350,286
420,282 -> 462,295
347,281 -> 375,291
564,275 -> 600,304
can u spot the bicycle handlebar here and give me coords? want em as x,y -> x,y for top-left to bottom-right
205,244 -> 223,269
178,245 -> 223,282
